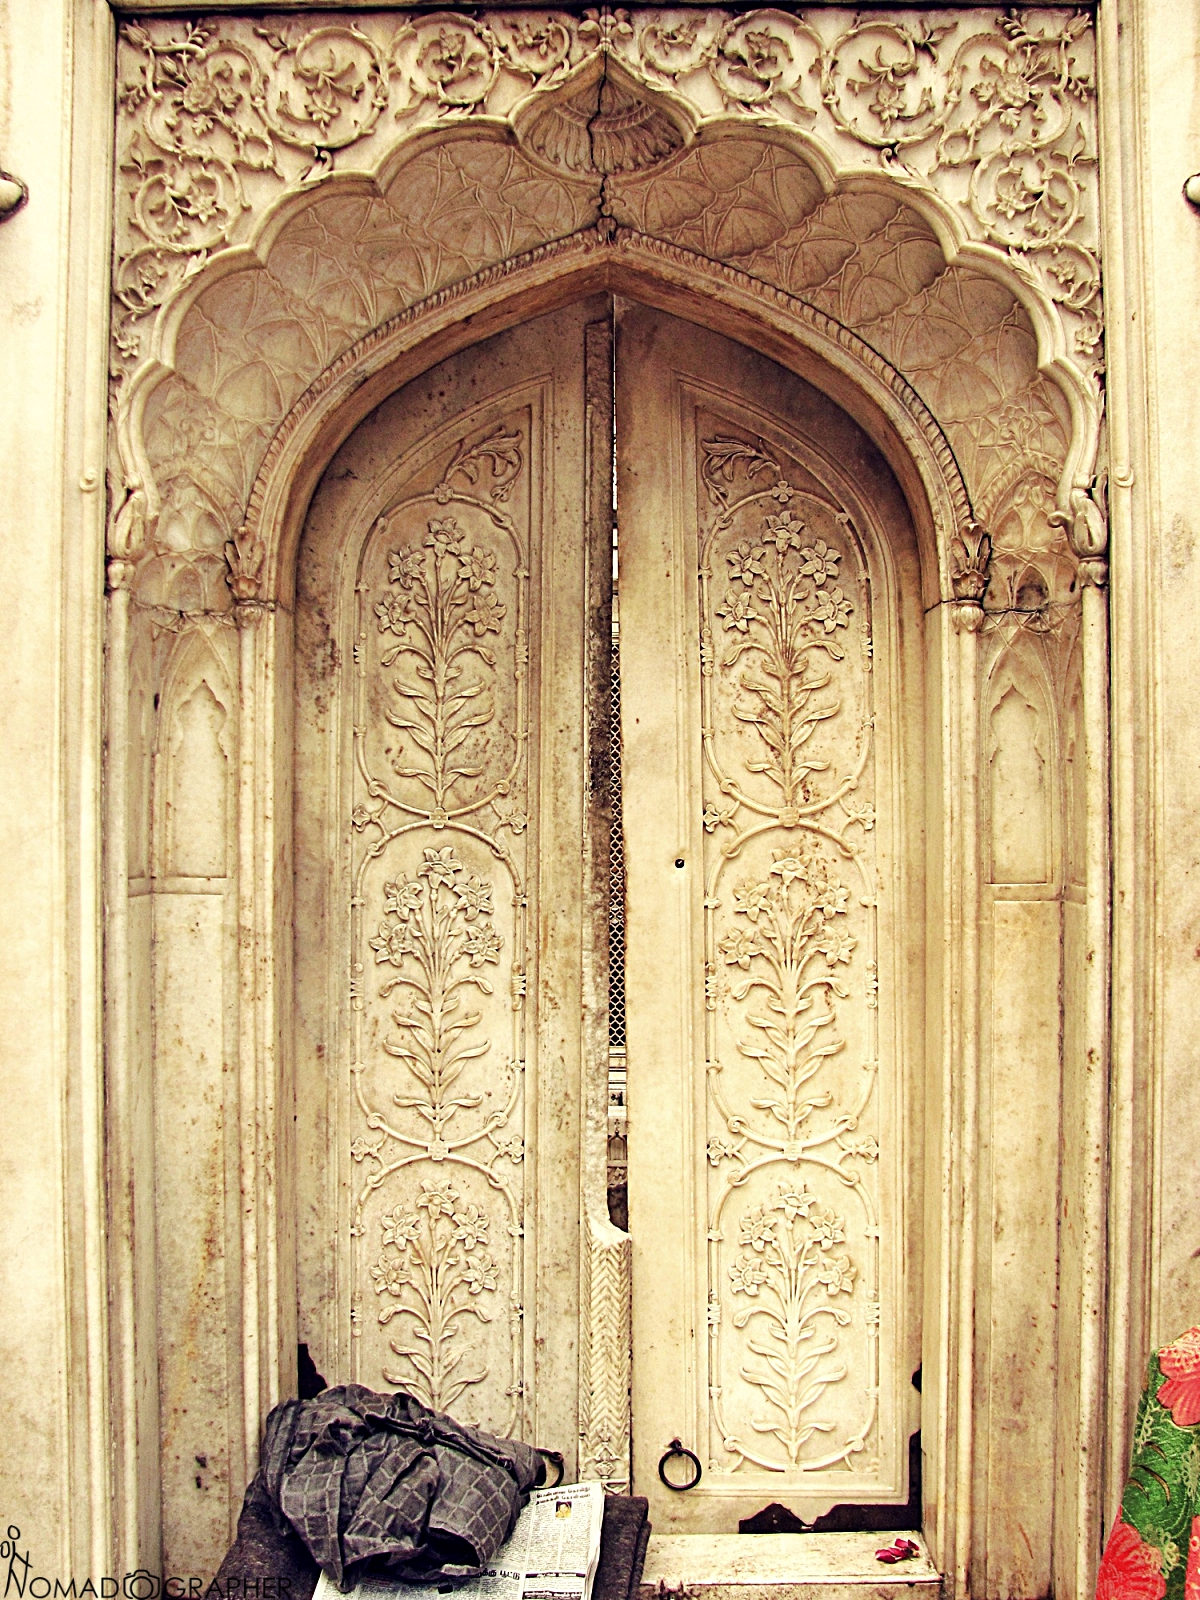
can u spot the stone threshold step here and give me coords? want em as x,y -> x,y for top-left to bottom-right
638,1532 -> 940,1599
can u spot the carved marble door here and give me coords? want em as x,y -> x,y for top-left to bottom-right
293,294 -> 924,1524
294,297 -> 616,1476
616,305 -> 924,1529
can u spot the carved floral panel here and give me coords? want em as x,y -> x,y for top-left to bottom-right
697,418 -> 886,1480
348,411 -> 532,1430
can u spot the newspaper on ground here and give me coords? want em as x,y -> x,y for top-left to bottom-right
313,1480 -> 605,1600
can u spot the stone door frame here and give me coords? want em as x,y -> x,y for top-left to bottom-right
29,6 -> 1140,1596
245,240 -> 985,1537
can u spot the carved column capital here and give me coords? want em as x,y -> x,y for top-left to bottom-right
226,525 -> 267,607
106,559 -> 138,595
233,598 -> 272,629
108,477 -> 149,572
1050,485 -> 1108,565
950,521 -> 991,601
948,521 -> 990,632
1078,557 -> 1109,589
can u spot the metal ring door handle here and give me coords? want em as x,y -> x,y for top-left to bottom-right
658,1438 -> 702,1491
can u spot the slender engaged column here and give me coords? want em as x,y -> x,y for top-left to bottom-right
105,563 -> 134,1568
952,595 -> 984,1600
1075,553 -> 1113,1600
234,592 -> 267,1479
227,521 -> 271,1479
943,517 -> 990,1600
105,467 -> 160,1573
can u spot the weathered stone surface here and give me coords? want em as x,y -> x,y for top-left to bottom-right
6,12 -> 1195,1600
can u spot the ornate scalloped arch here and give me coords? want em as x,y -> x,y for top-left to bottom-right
232,224 -> 981,614
109,11 -> 1102,619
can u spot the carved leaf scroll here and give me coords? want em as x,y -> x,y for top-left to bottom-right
113,11 -> 1096,644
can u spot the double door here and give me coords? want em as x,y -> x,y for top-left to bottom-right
294,294 -> 923,1530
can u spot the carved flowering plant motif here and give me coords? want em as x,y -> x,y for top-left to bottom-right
718,24 -> 794,100
350,429 -> 529,1418
265,26 -> 389,141
372,1178 -> 498,1410
719,841 -> 854,1141
840,23 -> 951,138
579,8 -> 636,50
937,14 -> 1095,253
699,430 -> 881,1476
376,517 -> 506,812
370,846 -> 503,1141
119,23 -> 269,161
948,15 -> 1092,150
729,1183 -> 856,1463
110,13 -> 547,364
491,16 -> 574,80
435,427 -> 523,506
701,437 -> 783,510
412,23 -> 500,107
355,836 -> 519,1403
821,14 -> 1092,194
716,508 -> 852,809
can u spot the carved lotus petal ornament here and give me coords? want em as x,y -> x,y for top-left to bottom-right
515,60 -> 693,176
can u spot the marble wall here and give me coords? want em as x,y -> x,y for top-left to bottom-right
0,4 -> 1198,1598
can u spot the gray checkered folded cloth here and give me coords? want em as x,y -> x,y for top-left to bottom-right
245,1385 -> 544,1591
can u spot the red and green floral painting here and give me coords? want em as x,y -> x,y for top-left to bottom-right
1098,1327 -> 1200,1600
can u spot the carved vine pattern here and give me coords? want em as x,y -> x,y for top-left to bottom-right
110,14 -> 1088,645
699,434 -> 880,1475
350,424 -> 530,1424
112,9 -> 1100,375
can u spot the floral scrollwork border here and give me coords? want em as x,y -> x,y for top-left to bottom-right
112,8 -> 1101,380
